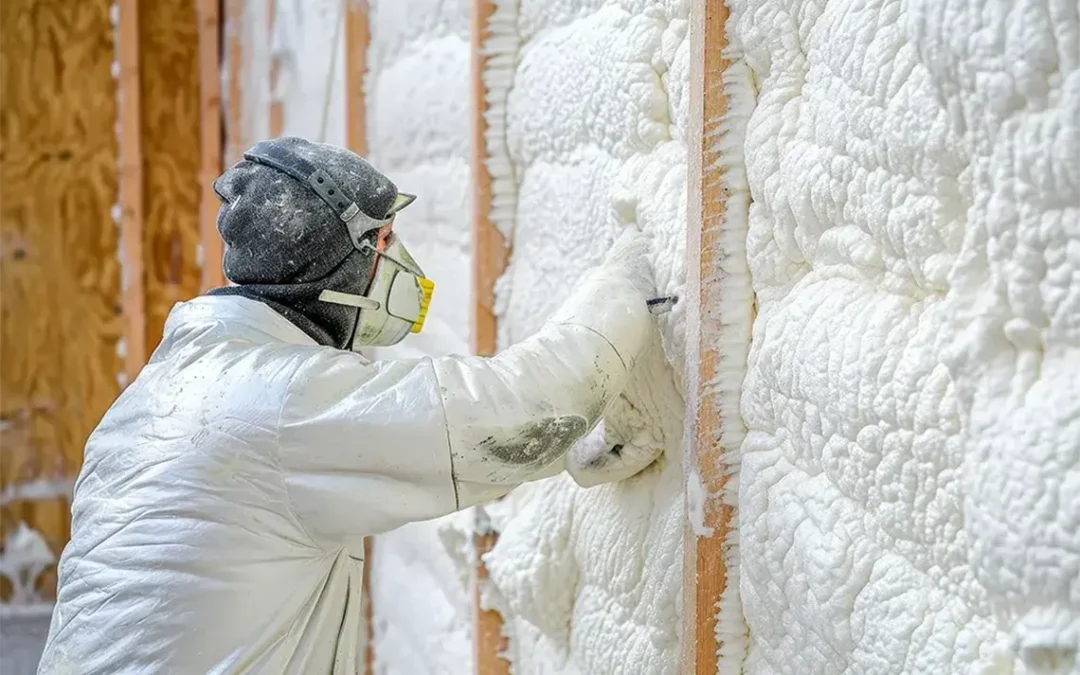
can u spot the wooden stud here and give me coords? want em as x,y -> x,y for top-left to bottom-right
344,0 -> 370,157
117,0 -> 147,382
470,0 -> 508,359
341,5 -> 374,670
225,0 -> 245,166
197,0 -> 225,291
471,1 -> 511,674
474,529 -> 509,675
268,0 -> 284,138
362,536 -> 375,674
682,1 -> 736,673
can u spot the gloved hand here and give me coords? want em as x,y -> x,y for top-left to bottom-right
567,320 -> 678,488
549,226 -> 657,370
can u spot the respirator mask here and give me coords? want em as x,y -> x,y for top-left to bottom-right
243,141 -> 434,349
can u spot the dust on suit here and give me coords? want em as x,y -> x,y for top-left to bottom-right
37,239 -> 653,673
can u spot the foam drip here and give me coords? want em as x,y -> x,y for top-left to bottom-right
710,51 -> 757,674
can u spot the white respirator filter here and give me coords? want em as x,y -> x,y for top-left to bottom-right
320,233 -> 434,348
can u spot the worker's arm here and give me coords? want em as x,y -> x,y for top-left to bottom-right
276,229 -> 654,540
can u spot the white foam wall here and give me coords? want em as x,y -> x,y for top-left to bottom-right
479,2 -> 692,673
366,0 -> 474,361
275,0 -> 348,146
228,0 -> 346,150
730,0 -> 1079,673
364,1 -> 476,673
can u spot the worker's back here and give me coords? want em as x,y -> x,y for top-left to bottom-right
38,214 -> 657,673
38,296 -> 370,674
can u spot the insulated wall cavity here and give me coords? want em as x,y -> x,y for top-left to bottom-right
363,1 -> 476,674
227,0 -> 347,152
274,0 -> 348,147
366,0 -> 474,361
479,2 -> 692,673
730,0 -> 1080,673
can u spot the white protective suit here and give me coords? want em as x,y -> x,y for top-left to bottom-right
38,240 -> 652,675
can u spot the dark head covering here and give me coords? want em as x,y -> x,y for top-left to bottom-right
208,137 -> 408,348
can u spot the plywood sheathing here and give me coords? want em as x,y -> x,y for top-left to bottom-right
682,1 -> 738,672
0,0 -> 122,599
470,0 -> 511,673
197,0 -> 225,291
138,0 -> 205,352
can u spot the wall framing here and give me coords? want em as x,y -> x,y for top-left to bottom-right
682,1 -> 742,673
470,1 -> 512,674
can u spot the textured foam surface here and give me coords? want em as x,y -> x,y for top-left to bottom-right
364,2 -> 476,673
481,2 -> 692,673
731,0 -> 1080,672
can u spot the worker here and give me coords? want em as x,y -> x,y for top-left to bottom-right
37,137 -> 657,674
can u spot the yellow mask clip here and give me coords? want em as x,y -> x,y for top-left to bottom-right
411,277 -> 435,333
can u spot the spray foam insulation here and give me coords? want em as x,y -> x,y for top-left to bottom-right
730,0 -> 1079,673
228,0 -> 347,151
478,1 -> 692,673
363,1 -> 476,673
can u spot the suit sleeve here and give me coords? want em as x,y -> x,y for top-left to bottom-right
276,262 -> 651,540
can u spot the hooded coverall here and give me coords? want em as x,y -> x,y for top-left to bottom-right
37,233 -> 653,674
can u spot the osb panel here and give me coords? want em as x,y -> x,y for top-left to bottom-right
0,0 -> 121,589
140,0 -> 203,353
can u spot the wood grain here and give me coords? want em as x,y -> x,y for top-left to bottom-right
471,1 -> 511,674
138,0 -> 204,351
682,1 -> 737,672
0,0 -> 122,599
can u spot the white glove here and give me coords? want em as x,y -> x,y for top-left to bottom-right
549,227 -> 656,370
567,326 -> 677,488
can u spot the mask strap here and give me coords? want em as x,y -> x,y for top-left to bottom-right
360,240 -> 424,278
318,289 -> 380,310
243,141 -> 391,251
